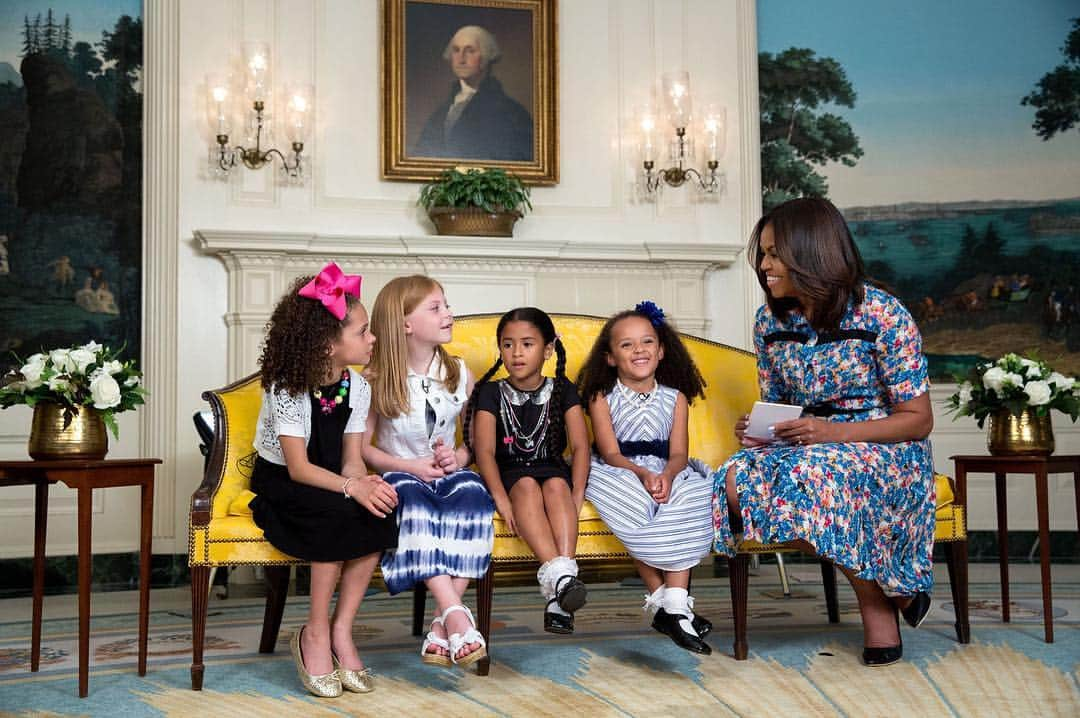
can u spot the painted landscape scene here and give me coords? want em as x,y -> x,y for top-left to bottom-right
757,1 -> 1080,380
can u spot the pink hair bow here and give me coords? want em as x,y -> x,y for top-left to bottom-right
297,262 -> 362,320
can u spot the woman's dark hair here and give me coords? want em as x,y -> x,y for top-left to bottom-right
463,307 -> 567,461
749,196 -> 867,330
258,274 -> 361,395
577,309 -> 706,410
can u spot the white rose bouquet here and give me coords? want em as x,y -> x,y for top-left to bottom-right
0,341 -> 146,437
946,352 -> 1079,428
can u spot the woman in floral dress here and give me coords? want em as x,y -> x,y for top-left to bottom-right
713,197 -> 935,667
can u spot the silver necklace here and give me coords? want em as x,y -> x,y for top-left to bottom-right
498,380 -> 550,453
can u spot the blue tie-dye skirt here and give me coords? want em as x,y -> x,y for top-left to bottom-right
379,469 -> 495,595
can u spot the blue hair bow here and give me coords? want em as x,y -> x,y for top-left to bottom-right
635,300 -> 666,328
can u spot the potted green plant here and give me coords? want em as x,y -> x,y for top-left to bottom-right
417,166 -> 532,237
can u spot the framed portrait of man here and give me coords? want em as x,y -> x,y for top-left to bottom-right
382,0 -> 558,185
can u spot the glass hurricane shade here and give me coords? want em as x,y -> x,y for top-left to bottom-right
243,41 -> 271,102
206,75 -> 233,136
284,85 -> 313,143
661,71 -> 691,129
701,105 -> 726,163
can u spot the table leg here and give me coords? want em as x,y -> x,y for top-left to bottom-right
1074,470 -> 1080,536
1034,468 -> 1053,643
994,471 -> 1009,622
31,481 -> 48,672
77,485 -> 92,697
138,477 -> 153,676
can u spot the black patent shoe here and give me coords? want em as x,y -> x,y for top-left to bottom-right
863,609 -> 902,667
554,575 -> 588,613
652,609 -> 712,655
862,643 -> 903,667
692,613 -> 713,639
544,600 -> 574,634
901,591 -> 932,629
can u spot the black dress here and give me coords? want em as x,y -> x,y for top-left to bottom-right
474,376 -> 581,491
249,382 -> 398,562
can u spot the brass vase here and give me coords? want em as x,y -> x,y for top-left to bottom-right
28,403 -> 109,461
986,407 -> 1054,456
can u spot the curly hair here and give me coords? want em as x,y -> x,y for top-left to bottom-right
462,308 -> 568,460
259,274 -> 361,395
577,309 -> 706,410
748,196 -> 867,331
367,275 -> 462,418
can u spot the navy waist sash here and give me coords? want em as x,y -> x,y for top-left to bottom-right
616,439 -> 669,459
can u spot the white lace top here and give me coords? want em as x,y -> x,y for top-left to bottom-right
374,355 -> 469,460
253,368 -> 370,466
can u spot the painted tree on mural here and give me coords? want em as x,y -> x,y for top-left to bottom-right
1022,17 -> 1080,140
758,48 -> 863,210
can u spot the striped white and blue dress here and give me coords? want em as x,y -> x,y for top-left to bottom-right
376,356 -> 495,595
585,382 -> 713,572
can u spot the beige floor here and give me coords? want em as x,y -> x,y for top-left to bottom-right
1,561 -> 1075,622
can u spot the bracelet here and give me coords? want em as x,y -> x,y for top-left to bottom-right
341,477 -> 354,500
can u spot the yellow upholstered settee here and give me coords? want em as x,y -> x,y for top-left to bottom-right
189,313 -> 969,684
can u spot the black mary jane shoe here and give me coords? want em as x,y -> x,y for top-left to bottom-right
862,610 -> 902,667
652,609 -> 711,655
691,614 -> 713,639
544,600 -> 575,635
901,591 -> 932,629
554,575 -> 588,614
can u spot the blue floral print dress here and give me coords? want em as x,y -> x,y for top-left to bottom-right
712,284 -> 935,597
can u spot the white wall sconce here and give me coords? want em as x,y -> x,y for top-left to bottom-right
639,71 -> 725,195
206,42 -> 311,181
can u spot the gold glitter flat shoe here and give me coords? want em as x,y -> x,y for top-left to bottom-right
291,626 -> 342,698
332,651 -> 375,693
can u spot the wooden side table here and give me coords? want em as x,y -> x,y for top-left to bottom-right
0,459 -> 161,697
950,454 -> 1080,643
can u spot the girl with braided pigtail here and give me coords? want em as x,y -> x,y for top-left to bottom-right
464,308 -> 591,633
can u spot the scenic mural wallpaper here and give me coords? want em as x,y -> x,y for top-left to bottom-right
757,1 -> 1080,379
0,1 -> 143,371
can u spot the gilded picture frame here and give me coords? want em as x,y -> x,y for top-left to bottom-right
381,0 -> 558,185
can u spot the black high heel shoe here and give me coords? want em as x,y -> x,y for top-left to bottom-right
862,610 -> 902,667
901,591 -> 932,628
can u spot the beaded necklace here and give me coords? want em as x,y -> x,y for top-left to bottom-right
313,370 -> 350,414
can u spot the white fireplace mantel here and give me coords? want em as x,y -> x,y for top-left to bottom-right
195,230 -> 742,380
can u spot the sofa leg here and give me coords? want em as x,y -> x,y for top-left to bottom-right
820,560 -> 839,624
728,554 -> 750,660
944,540 -> 971,643
190,564 -> 210,690
476,563 -> 494,676
412,584 -> 427,638
259,565 -> 291,653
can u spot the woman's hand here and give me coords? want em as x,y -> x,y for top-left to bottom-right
773,417 -> 834,446
494,496 -> 517,535
735,413 -> 769,448
348,474 -> 398,518
431,437 -> 459,473
572,489 -> 586,515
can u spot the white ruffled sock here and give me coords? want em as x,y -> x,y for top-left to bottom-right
643,584 -> 667,618
539,556 -> 579,616
663,587 -> 699,636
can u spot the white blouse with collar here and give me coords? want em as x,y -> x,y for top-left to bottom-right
253,367 -> 370,466
375,354 -> 469,460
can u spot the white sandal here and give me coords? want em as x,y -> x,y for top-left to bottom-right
441,604 -> 487,667
420,616 -> 452,667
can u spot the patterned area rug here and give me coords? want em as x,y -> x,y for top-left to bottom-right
1,572 -> 1078,716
